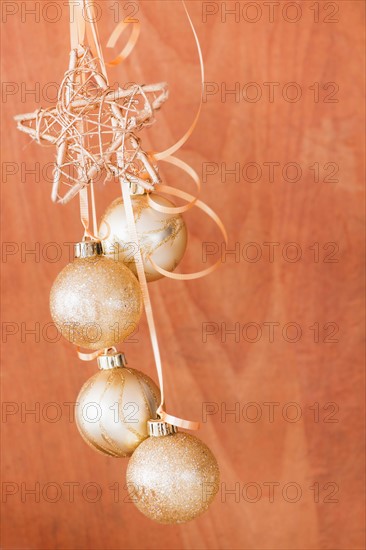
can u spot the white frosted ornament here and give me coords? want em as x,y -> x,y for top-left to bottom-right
99,193 -> 187,282
75,352 -> 161,457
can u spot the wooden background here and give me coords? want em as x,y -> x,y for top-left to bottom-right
1,1 -> 365,549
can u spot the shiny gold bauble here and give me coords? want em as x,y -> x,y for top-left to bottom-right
75,365 -> 160,457
49,255 -> 142,350
99,194 -> 187,282
126,432 -> 220,523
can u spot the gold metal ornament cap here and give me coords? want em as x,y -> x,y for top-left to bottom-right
74,240 -> 104,259
97,352 -> 127,370
147,419 -> 178,437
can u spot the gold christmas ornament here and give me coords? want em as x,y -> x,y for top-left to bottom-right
99,194 -> 187,282
75,352 -> 161,457
49,241 -> 143,350
126,425 -> 220,524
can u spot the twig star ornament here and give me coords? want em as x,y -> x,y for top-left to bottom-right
14,0 -> 226,524
15,45 -> 168,204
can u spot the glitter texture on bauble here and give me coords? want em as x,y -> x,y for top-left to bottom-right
126,431 -> 220,524
50,254 -> 142,350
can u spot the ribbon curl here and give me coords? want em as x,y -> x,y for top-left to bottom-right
154,0 -> 204,161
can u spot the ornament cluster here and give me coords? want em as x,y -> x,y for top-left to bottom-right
16,4 -> 222,523
48,196 -> 220,524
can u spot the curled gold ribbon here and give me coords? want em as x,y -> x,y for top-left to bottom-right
151,186 -> 227,280
106,20 -> 141,67
143,2 -> 227,281
154,0 -> 204,161
147,155 -> 227,280
69,0 -> 100,239
147,155 -> 201,214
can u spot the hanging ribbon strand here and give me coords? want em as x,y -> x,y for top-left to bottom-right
154,0 -> 205,161
116,86 -> 199,430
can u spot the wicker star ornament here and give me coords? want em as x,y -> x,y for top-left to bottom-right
14,45 -> 168,204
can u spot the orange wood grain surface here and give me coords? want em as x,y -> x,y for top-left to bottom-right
1,1 -> 365,549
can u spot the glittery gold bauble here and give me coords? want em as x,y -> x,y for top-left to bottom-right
75,365 -> 160,457
99,194 -> 187,282
49,255 -> 142,350
126,432 -> 220,524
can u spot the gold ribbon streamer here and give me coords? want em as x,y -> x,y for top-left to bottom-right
69,0 -> 100,240
147,155 -> 201,214
79,186 -> 92,239
120,178 -> 199,430
69,0 -> 86,49
154,0 -> 204,161
144,1 -> 218,278
151,185 -> 227,280
146,155 -> 227,280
